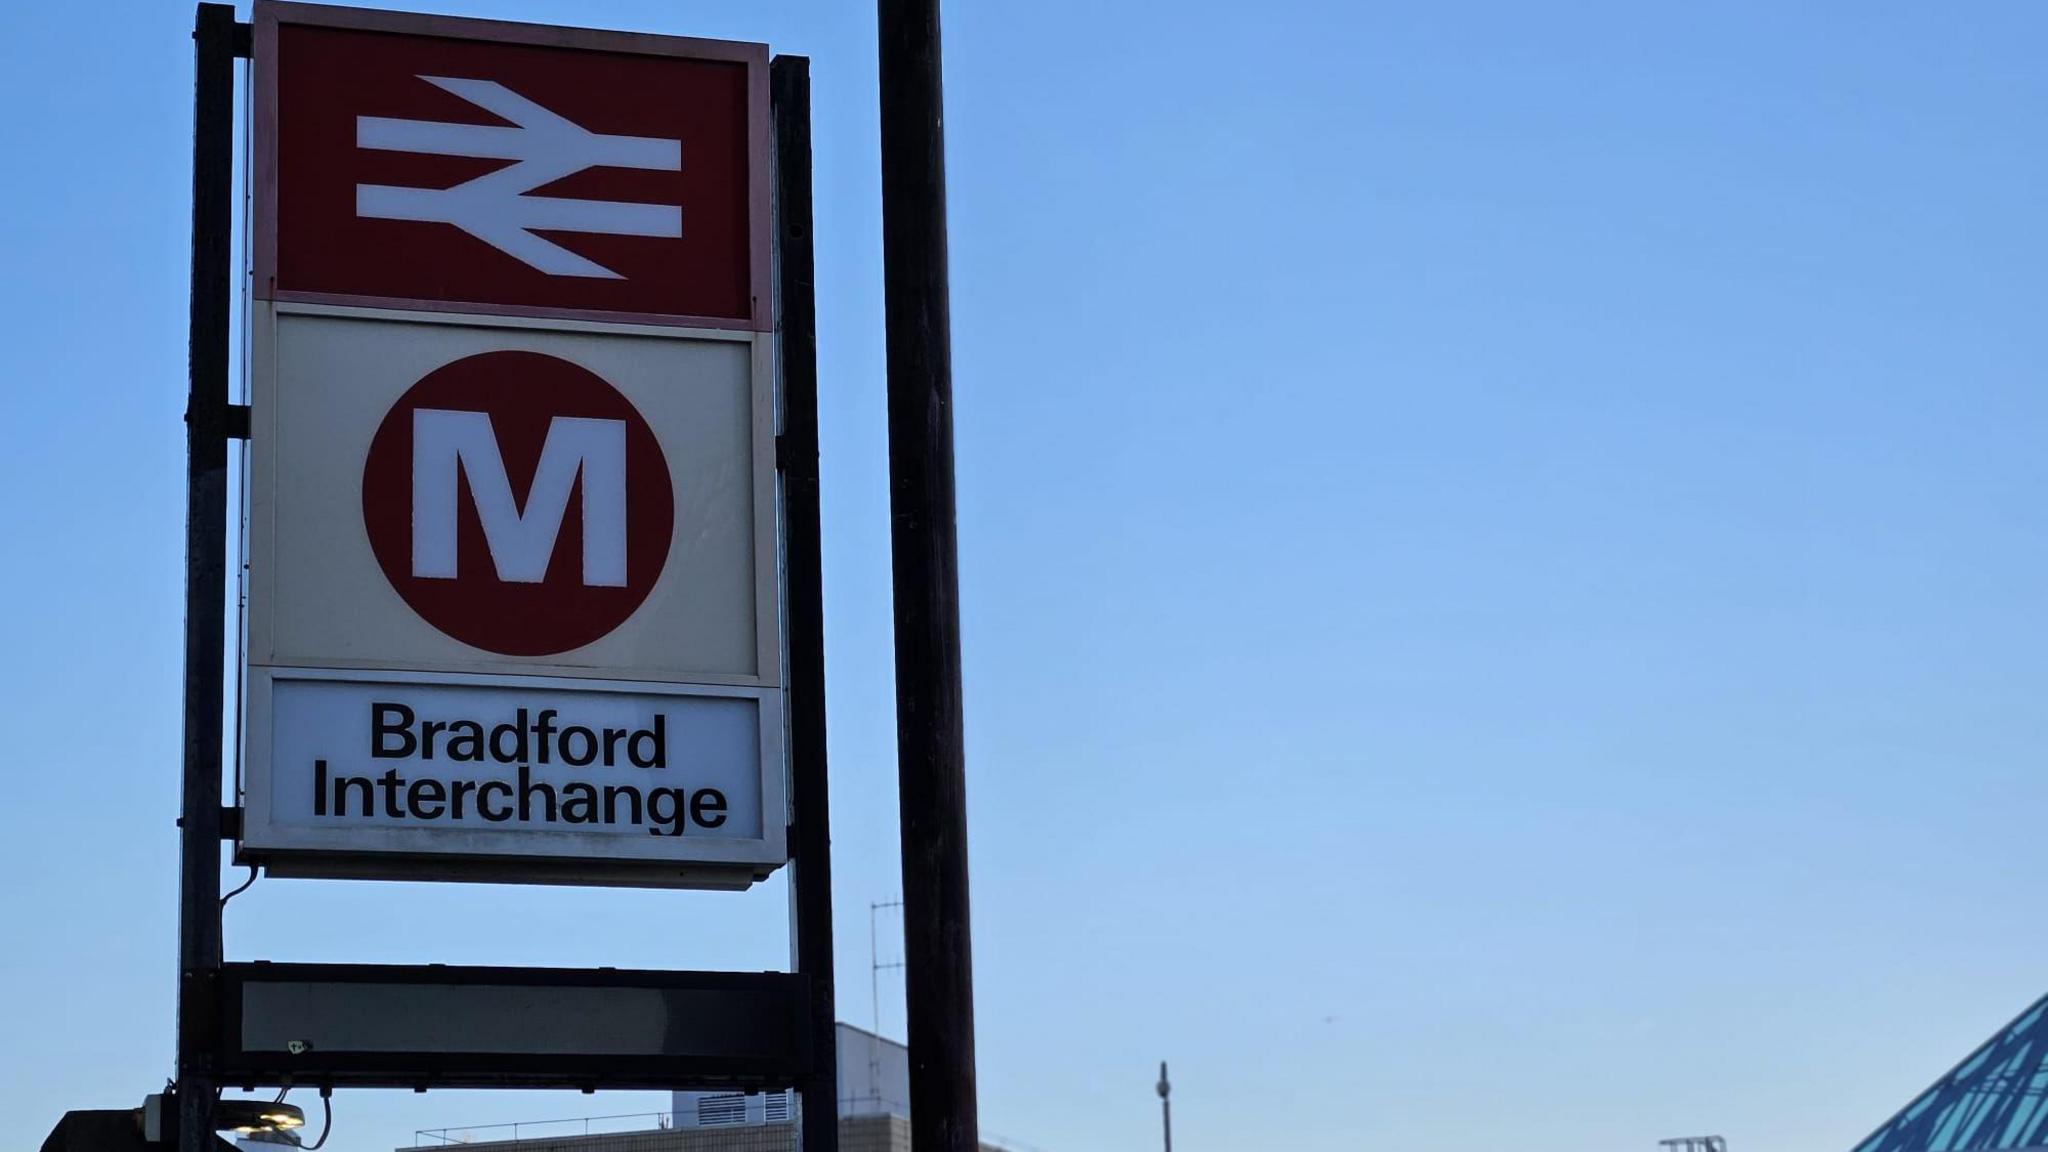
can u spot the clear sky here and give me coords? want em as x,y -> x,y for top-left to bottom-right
2,2 -> 2045,1151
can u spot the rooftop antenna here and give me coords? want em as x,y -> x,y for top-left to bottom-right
871,899 -> 905,1112
1157,1061 -> 1172,1152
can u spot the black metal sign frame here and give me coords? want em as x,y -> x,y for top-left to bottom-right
215,963 -> 812,1091
178,7 -> 834,1150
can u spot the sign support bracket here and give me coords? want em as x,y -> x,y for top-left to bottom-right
773,54 -> 839,1152
179,7 -> 239,1152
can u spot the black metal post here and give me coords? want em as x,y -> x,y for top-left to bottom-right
1158,1062 -> 1173,1152
773,55 -> 840,1152
877,1 -> 978,1149
179,5 -> 237,1151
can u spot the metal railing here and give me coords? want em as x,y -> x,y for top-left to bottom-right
410,1109 -> 1050,1152
412,1112 -> 677,1147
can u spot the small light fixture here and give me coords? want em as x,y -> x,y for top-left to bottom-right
213,1100 -> 306,1137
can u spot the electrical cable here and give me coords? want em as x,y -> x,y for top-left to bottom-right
221,864 -> 258,908
300,1091 -> 333,1151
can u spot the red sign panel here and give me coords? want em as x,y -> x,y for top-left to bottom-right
255,2 -> 768,328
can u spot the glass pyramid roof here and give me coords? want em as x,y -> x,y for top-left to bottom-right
1854,996 -> 2048,1152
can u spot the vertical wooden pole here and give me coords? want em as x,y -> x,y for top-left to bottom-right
877,0 -> 978,1148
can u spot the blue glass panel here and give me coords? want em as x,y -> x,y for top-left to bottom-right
1852,995 -> 2048,1152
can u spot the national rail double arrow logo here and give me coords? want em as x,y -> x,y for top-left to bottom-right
267,24 -> 757,321
357,77 -> 682,279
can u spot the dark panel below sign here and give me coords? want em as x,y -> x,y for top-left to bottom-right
217,963 -> 811,1089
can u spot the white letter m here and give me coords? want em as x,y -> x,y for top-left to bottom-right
411,408 -> 627,586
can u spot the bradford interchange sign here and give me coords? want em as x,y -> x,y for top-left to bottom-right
240,1 -> 782,887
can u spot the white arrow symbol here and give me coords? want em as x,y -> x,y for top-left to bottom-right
356,76 -> 681,279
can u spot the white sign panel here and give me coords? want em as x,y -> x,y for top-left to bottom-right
241,308 -> 785,886
249,311 -> 775,680
245,3 -> 781,888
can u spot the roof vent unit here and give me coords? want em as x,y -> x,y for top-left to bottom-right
671,1090 -> 796,1130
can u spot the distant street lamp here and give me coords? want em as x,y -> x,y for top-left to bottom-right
1157,1061 -> 1172,1152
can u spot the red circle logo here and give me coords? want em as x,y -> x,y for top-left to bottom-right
362,350 -> 673,656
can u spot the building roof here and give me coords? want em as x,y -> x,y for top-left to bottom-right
1853,994 -> 2048,1152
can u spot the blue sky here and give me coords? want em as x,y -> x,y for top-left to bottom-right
3,2 -> 2047,1151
